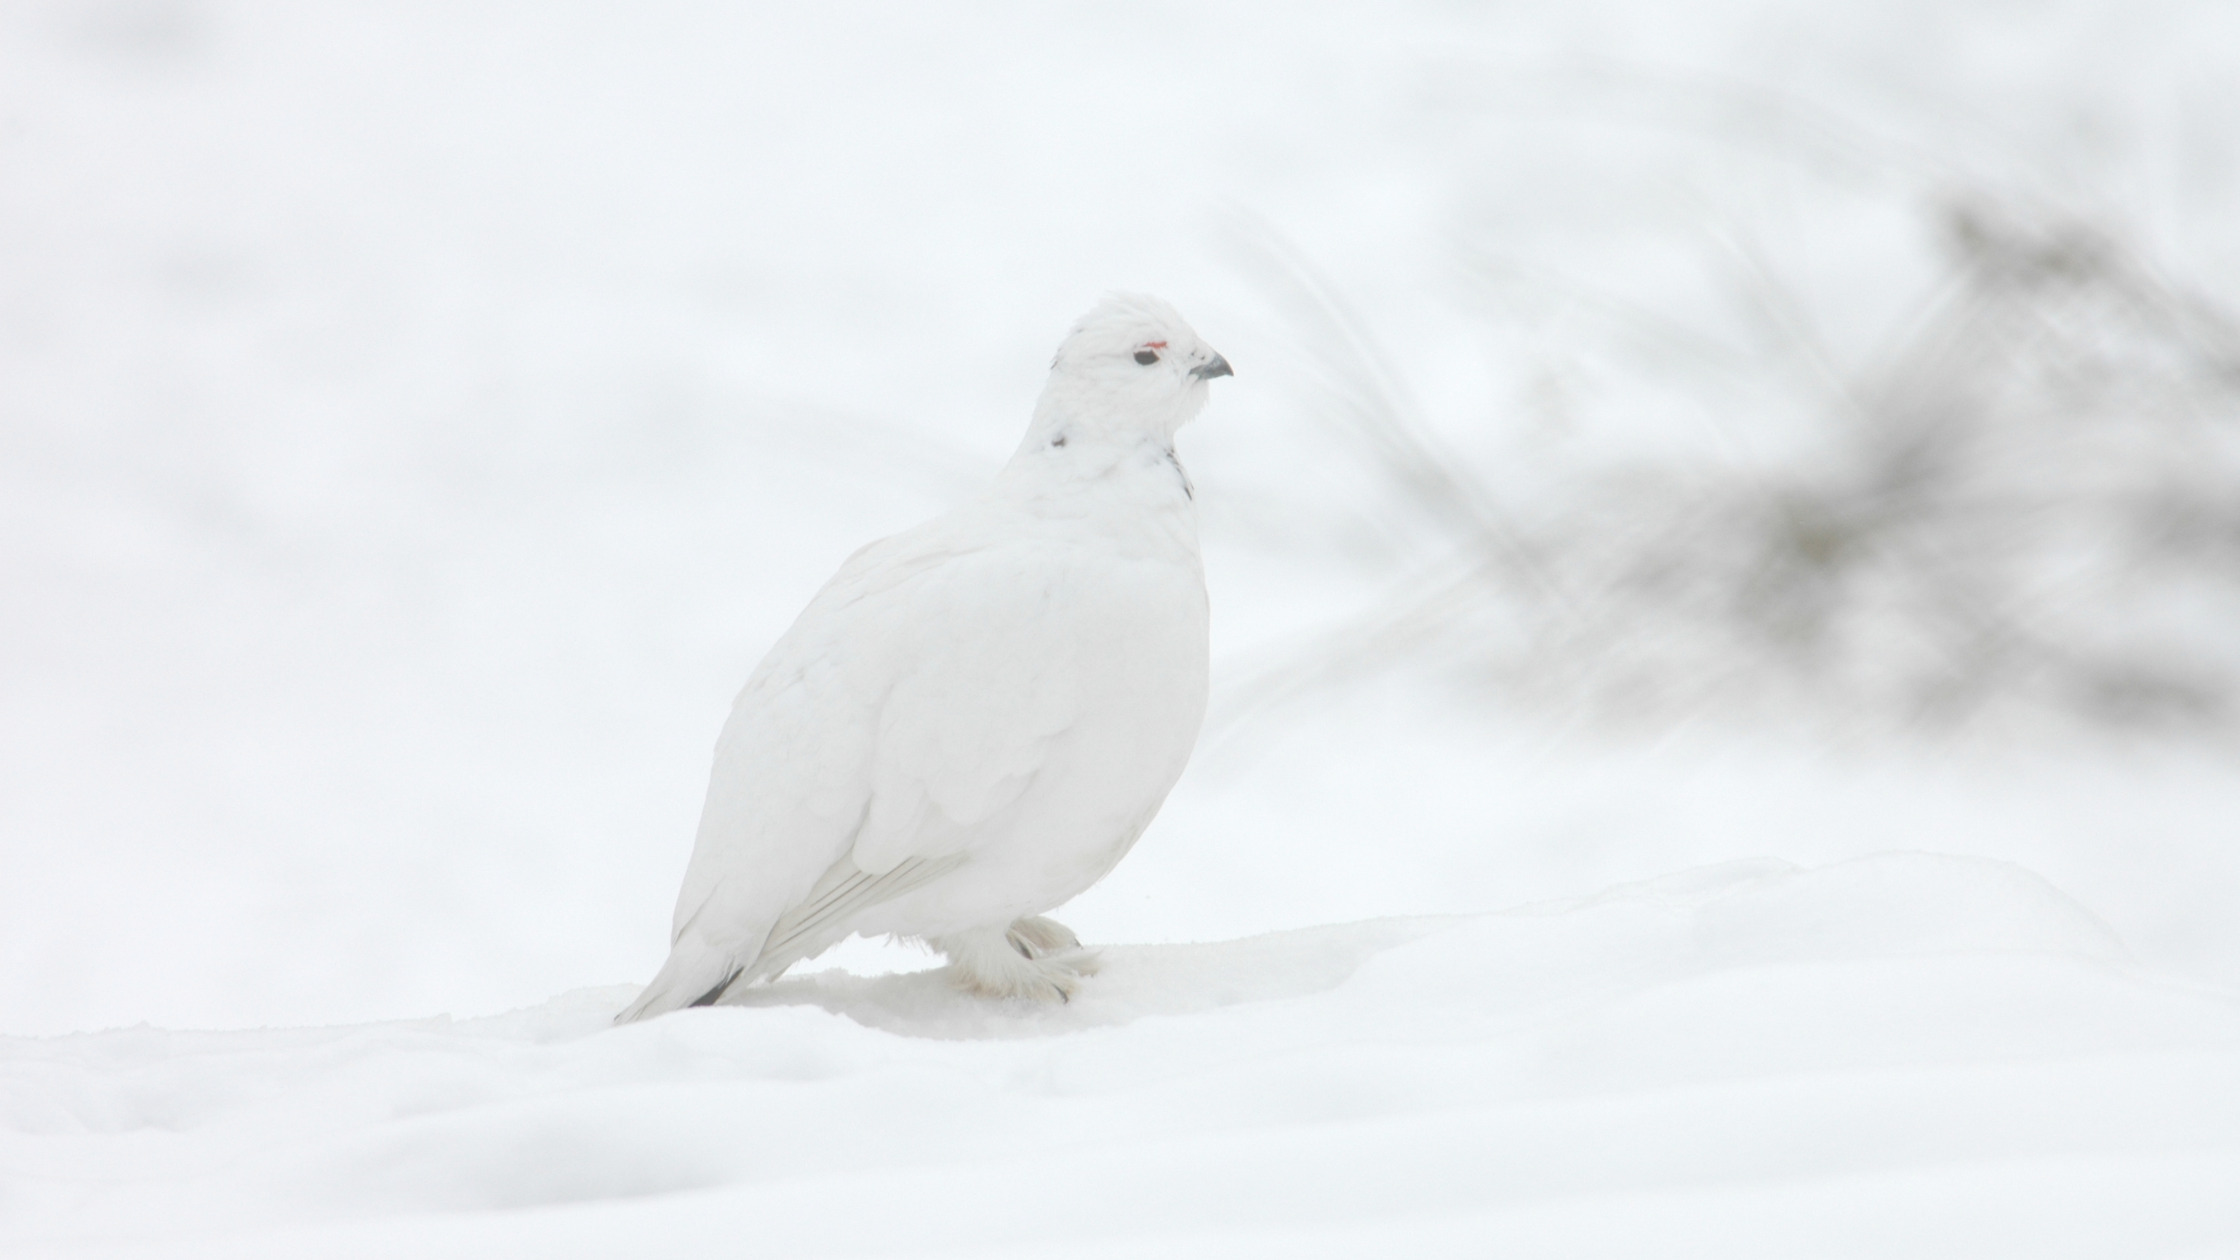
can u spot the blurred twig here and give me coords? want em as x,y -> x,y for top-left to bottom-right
1223,189 -> 2240,740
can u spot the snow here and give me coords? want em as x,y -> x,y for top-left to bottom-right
5,0 -> 2240,1252
10,852 -> 2238,1257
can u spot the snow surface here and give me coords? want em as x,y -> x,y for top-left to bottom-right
5,0 -> 2240,1253
10,852 -> 2239,1257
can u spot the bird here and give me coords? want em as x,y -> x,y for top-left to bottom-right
616,293 -> 1232,1022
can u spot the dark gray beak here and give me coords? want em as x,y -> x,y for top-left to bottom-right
1191,353 -> 1234,381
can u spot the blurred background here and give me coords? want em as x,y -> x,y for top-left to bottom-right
4,0 -> 2238,1037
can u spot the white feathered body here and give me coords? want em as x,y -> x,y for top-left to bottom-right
619,293 -> 1225,1021
626,446 -> 1205,1014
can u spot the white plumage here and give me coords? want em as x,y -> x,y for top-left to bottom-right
617,294 -> 1231,1021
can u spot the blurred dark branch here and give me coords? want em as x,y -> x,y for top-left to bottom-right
1227,184 -> 2240,740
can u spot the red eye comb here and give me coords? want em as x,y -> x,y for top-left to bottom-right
1146,340 -> 1168,349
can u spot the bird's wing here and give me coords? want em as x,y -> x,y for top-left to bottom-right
664,531 -> 963,943
619,511 -> 1089,1021
843,530 -> 1092,876
731,849 -> 968,986
615,531 -> 956,1021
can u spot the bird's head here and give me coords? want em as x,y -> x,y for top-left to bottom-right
1026,293 -> 1232,449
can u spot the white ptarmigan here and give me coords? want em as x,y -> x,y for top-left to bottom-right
617,294 -> 1230,1021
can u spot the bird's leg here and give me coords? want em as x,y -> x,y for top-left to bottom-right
934,923 -> 1101,1002
1005,915 -> 1097,965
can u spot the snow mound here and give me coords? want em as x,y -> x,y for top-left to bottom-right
5,855 -> 2237,1258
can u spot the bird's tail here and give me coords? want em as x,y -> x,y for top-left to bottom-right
613,944 -> 743,1024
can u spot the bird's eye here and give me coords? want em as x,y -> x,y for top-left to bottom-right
1133,349 -> 1159,365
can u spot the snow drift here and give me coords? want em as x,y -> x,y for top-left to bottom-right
7,853 -> 2236,1258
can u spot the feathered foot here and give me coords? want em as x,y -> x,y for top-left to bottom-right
934,918 -> 1101,1002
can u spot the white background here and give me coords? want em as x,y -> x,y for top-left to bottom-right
3,2 -> 2237,1254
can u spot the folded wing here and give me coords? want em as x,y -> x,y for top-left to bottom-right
616,514 -> 1088,1021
